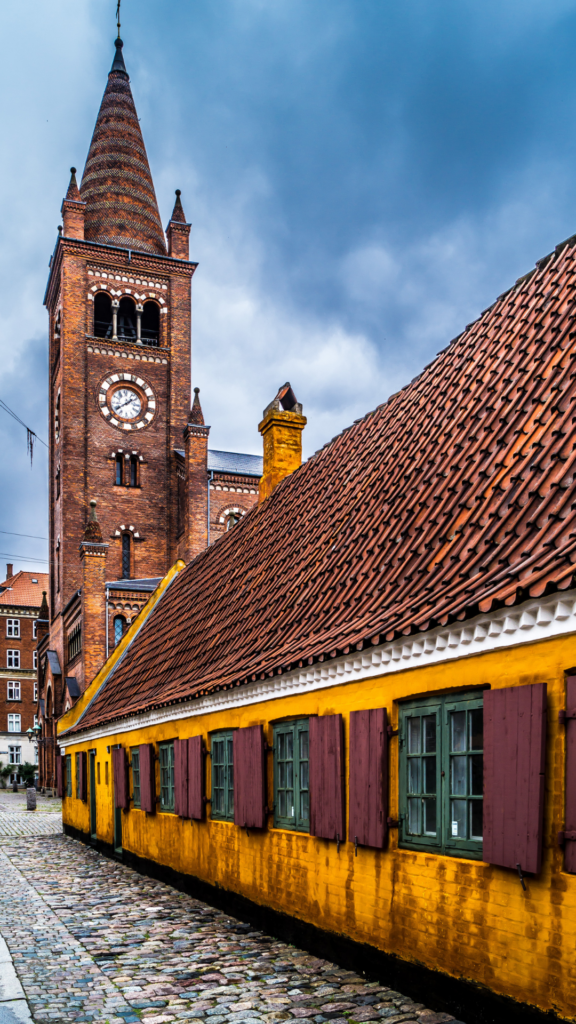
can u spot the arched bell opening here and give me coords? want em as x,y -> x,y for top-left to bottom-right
117,297 -> 137,340
141,301 -> 160,346
94,293 -> 113,338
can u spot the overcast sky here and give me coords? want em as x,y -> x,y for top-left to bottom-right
2,0 -> 576,576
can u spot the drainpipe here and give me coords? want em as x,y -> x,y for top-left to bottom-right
105,587 -> 109,660
207,470 -> 214,546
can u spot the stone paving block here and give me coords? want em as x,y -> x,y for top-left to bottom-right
0,1000 -> 32,1023
0,836 -> 467,1024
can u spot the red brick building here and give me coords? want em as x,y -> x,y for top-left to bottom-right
0,566 -> 48,782
37,36 -> 261,789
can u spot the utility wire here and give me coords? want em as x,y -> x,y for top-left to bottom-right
0,530 -> 48,541
0,396 -> 48,466
0,552 -> 49,564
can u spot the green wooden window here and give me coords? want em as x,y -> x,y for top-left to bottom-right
159,742 -> 174,812
65,754 -> 72,798
131,747 -> 140,808
211,731 -> 234,821
399,692 -> 484,859
273,719 -> 309,831
75,752 -> 81,799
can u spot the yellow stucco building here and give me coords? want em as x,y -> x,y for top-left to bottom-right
58,237 -> 576,1024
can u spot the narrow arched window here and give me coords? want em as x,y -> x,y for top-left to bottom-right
226,512 -> 240,531
122,533 -> 131,579
114,615 -> 126,646
130,455 -> 138,487
115,454 -> 123,486
94,293 -> 113,338
141,301 -> 160,346
118,297 -> 137,339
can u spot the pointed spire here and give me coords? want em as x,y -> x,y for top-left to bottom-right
110,36 -> 128,76
80,38 -> 166,255
84,499 -> 103,543
39,591 -> 49,620
170,189 -> 187,224
65,167 -> 81,201
189,387 -> 205,425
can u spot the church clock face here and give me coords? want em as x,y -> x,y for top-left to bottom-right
110,387 -> 142,420
98,372 -> 156,431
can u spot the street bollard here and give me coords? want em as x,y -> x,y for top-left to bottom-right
26,788 -> 37,811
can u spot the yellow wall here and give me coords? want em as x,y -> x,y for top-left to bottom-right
60,632 -> 576,1020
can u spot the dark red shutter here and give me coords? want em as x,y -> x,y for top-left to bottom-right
348,708 -> 387,848
309,714 -> 345,841
139,743 -> 156,814
79,751 -> 87,801
564,676 -> 576,873
112,748 -> 129,809
233,725 -> 266,829
188,736 -> 205,820
56,754 -> 63,798
483,683 -> 547,874
174,739 -> 189,817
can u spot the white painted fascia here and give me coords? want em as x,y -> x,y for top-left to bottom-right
59,588 -> 576,750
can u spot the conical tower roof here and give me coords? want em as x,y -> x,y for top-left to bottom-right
80,38 -> 166,255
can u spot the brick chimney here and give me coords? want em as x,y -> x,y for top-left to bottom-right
258,384 -> 306,503
79,500 -> 109,685
6,564 -> 13,580
61,168 -> 86,240
184,388 -> 210,561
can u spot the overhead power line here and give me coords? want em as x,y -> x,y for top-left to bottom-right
0,530 -> 48,541
0,552 -> 49,564
0,396 -> 48,466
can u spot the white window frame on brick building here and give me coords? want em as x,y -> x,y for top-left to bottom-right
7,681 -> 20,701
33,681 -> 38,702
8,745 -> 21,764
6,650 -> 20,669
33,651 -> 38,670
8,715 -> 21,733
6,619 -> 20,638
33,620 -> 38,640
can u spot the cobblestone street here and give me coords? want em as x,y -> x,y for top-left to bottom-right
0,836 -> 464,1024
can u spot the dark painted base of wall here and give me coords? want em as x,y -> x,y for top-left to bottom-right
63,824 -> 569,1024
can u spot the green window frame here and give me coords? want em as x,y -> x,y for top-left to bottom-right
75,752 -> 81,799
273,719 -> 309,831
399,692 -> 484,859
211,730 -> 234,821
131,747 -> 140,808
159,742 -> 174,812
65,754 -> 72,798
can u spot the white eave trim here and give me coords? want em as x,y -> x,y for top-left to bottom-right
60,588 -> 576,749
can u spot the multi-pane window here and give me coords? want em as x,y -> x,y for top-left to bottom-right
66,754 -> 72,797
122,534 -> 131,579
33,651 -> 38,670
6,650 -> 20,669
33,620 -> 38,639
75,752 -> 81,798
159,742 -> 174,812
399,693 -> 484,858
33,681 -> 38,702
7,681 -> 20,701
8,745 -> 21,764
68,624 -> 82,662
8,715 -> 21,733
6,619 -> 20,638
114,615 -> 126,646
131,748 -> 140,807
273,719 -> 310,831
115,454 -> 123,486
211,731 -> 234,821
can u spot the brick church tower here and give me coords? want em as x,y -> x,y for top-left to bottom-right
37,35 -> 262,790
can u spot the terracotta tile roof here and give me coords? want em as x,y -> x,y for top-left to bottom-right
74,233 -> 576,731
80,39 -> 166,256
0,571 -> 49,610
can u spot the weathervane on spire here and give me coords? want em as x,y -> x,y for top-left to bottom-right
116,0 -> 121,38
